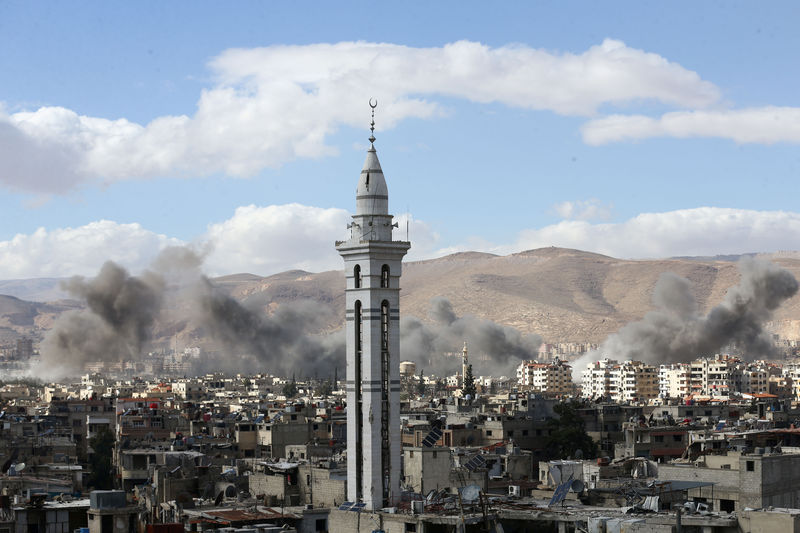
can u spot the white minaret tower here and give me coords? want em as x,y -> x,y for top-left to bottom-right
462,341 -> 469,387
336,100 -> 410,510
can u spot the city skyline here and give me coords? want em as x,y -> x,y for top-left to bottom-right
1,2 -> 800,278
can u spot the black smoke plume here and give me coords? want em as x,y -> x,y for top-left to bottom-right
191,277 -> 344,376
573,258 -> 798,377
38,261 -> 164,378
401,296 -> 542,377
36,248 -> 543,381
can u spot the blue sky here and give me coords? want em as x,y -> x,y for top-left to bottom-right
1,1 -> 800,278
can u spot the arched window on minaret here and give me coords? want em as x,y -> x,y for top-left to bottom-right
354,265 -> 362,288
380,299 -> 391,506
381,264 -> 390,288
381,300 -> 390,351
354,299 -> 364,499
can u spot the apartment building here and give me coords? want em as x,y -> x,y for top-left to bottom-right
581,359 -> 657,402
516,359 -> 573,395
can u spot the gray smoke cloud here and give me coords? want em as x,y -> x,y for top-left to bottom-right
36,247 -> 345,380
191,277 -> 344,377
37,261 -> 164,379
573,258 -> 799,378
401,296 -> 542,378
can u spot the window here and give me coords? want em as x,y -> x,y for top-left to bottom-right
381,301 -> 390,351
405,524 -> 417,533
673,434 -> 682,442
381,264 -> 390,288
354,265 -> 362,288
522,430 -> 529,436
746,461 -> 755,472
720,499 -> 735,513
486,430 -> 493,436
654,435 -> 664,443
316,519 -> 327,532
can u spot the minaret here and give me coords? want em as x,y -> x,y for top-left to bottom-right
462,341 -> 469,387
336,100 -> 410,510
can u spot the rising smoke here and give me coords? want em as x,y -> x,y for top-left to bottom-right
37,247 -> 346,380
36,245 -> 545,380
572,258 -> 799,379
37,261 -> 164,379
401,296 -> 542,377
191,277 -> 344,376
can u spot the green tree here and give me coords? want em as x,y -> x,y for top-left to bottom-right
316,380 -> 333,397
283,375 -> 298,398
543,402 -> 597,460
87,427 -> 115,490
417,371 -> 426,396
462,364 -> 477,398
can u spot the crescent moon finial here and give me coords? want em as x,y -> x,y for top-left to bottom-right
368,98 -> 377,146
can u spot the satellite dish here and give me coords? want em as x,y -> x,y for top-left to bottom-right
14,463 -> 25,473
570,479 -> 585,493
460,484 -> 481,503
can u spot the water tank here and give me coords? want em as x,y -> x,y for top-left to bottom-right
399,361 -> 417,377
89,490 -> 126,510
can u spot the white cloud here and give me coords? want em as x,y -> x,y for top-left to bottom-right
552,199 -> 613,221
203,204 -> 350,276
4,206 -> 800,280
202,205 -> 443,276
0,221 -> 182,278
498,207 -> 800,258
0,203 -> 442,279
0,39 -> 718,193
582,107 -> 800,145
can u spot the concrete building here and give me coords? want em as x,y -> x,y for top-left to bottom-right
658,363 -> 691,399
581,358 -> 615,399
581,359 -> 657,402
403,446 -> 451,495
516,359 -> 573,395
660,450 -> 800,512
689,354 -> 743,397
610,360 -> 658,403
335,106 -> 410,509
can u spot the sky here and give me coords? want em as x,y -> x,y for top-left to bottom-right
1,1 -> 800,279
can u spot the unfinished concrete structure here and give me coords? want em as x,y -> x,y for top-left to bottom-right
336,103 -> 410,509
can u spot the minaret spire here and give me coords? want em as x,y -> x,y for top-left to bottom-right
369,98 -> 377,147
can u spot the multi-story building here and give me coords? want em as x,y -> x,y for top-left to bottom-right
611,360 -> 658,403
659,363 -> 691,399
581,359 -> 657,402
689,354 -> 743,397
581,359 -> 616,399
516,359 -> 573,395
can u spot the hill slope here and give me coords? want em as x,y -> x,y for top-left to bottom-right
4,248 -> 800,345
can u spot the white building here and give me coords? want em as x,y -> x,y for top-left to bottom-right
517,360 -> 573,395
689,355 -> 743,397
659,363 -> 691,399
581,359 -> 616,399
581,359 -> 657,402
